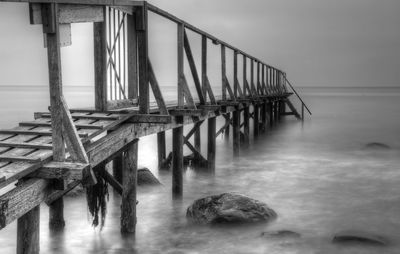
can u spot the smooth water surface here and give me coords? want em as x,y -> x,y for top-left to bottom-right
0,93 -> 400,254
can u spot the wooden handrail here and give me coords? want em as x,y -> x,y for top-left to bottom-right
284,77 -> 312,115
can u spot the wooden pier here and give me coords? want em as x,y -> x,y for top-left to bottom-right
0,0 -> 311,253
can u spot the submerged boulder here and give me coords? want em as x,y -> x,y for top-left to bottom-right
332,230 -> 388,246
137,167 -> 162,186
186,193 -> 277,224
261,230 -> 301,239
364,142 -> 391,150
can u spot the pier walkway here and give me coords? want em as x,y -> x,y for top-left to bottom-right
0,1 -> 311,253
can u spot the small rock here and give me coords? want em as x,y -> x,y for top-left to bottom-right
364,142 -> 391,150
332,230 -> 388,246
137,168 -> 162,186
187,193 -> 277,224
261,230 -> 301,238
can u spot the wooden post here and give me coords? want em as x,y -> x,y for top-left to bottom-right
261,102 -> 267,132
233,108 -> 240,156
157,131 -> 166,170
201,35 -> 207,101
221,45 -> 226,100
244,106 -> 250,144
136,4 -> 149,114
94,7 -> 107,111
43,3 -> 65,230
224,112 -> 230,140
253,104 -> 259,137
113,154 -> 123,183
177,23 -> 185,108
274,101 -> 279,122
233,51 -> 238,97
194,127 -> 201,153
127,12 -> 138,100
17,206 -> 40,254
207,117 -> 216,173
269,101 -> 274,127
243,55 -> 247,97
121,140 -> 138,234
172,125 -> 184,196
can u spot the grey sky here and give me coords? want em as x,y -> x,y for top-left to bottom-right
0,0 -> 399,88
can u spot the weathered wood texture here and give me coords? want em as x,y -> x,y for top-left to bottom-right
17,205 -> 40,254
172,126 -> 183,196
121,140 -> 138,234
207,117 -> 216,172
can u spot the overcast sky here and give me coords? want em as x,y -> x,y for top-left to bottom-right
0,0 -> 399,88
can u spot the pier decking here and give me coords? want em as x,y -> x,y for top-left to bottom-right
0,1 -> 311,253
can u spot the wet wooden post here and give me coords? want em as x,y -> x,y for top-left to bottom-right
224,113 -> 230,140
243,55 -> 250,144
172,22 -> 185,196
207,117 -> 216,173
17,206 -> 40,254
121,140 -> 138,234
261,65 -> 267,131
137,3 -> 149,114
42,3 -> 65,231
157,131 -> 166,170
194,127 -> 201,153
251,60 -> 259,137
233,108 -> 240,155
269,101 -> 274,127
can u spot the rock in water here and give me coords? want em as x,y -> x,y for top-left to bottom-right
332,230 -> 388,246
137,168 -> 162,186
364,142 -> 391,150
261,230 -> 301,238
186,193 -> 277,224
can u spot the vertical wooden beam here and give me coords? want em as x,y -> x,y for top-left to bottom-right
256,62 -> 260,95
224,113 -> 230,140
157,131 -> 166,170
194,125 -> 201,154
233,108 -> 240,156
43,3 -> 65,230
250,59 -> 255,95
253,104 -> 259,137
121,140 -> 138,234
113,154 -> 123,183
243,55 -> 247,97
136,4 -> 149,114
233,51 -> 238,98
201,35 -> 207,102
177,23 -> 185,108
17,206 -> 40,254
207,117 -> 216,173
261,102 -> 267,132
243,106 -> 250,144
172,125 -> 184,196
269,101 -> 274,127
221,45 -> 226,101
94,8 -> 107,110
127,12 -> 138,99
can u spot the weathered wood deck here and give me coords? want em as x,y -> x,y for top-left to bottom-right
0,0 -> 311,253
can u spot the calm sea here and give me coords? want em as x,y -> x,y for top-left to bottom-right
0,87 -> 400,254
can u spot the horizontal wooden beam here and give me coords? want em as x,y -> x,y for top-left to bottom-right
29,161 -> 89,180
35,112 -> 120,121
107,99 -> 138,110
197,105 -> 221,111
126,114 -> 172,124
0,142 -> 53,150
0,129 -> 89,138
0,156 -> 43,163
169,109 -> 205,117
19,122 -> 104,130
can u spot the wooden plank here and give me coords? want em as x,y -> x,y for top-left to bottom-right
30,3 -> 104,24
17,205 -> 39,254
0,156 -> 43,163
37,112 -> 120,121
19,121 -> 104,130
126,114 -> 172,123
0,129 -> 88,138
3,0 -> 144,7
197,105 -> 221,111
148,60 -> 168,115
169,109 -> 205,117
30,162 -> 89,180
172,126 -> 183,197
121,140 -> 138,233
183,30 -> 205,104
107,99 -> 138,110
0,142 -> 53,150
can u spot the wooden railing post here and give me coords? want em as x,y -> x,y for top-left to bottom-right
243,55 -> 247,97
42,3 -> 66,232
201,35 -> 207,101
137,3 -> 149,114
221,45 -> 226,100
127,11 -> 138,100
177,23 -> 185,108
94,7 -> 107,111
233,51 -> 238,98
